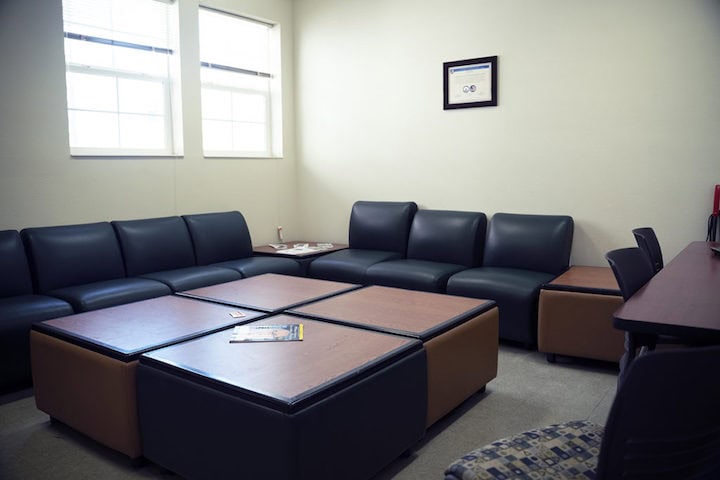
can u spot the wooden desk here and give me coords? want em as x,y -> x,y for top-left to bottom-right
613,241 -> 720,342
177,273 -> 360,313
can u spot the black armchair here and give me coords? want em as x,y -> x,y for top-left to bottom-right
447,213 -> 574,346
0,230 -> 73,392
365,209 -> 486,292
183,211 -> 302,277
308,201 -> 418,284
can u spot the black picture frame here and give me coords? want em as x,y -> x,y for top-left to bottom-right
443,56 -> 498,110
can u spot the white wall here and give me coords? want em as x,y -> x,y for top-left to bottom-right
0,0 -> 297,244
294,0 -> 720,265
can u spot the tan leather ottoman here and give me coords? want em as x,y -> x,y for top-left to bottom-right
30,295 -> 264,458
538,266 -> 624,363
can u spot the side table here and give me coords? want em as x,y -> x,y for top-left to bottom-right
253,241 -> 348,275
538,266 -> 624,364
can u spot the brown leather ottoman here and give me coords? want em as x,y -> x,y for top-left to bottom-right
30,295 -> 264,458
290,285 -> 499,426
538,266 -> 624,363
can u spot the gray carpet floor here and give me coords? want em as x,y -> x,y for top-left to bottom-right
0,345 -> 617,479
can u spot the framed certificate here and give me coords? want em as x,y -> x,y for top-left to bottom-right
443,56 -> 498,110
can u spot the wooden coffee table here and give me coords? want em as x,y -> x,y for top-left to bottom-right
30,295 -> 265,458
177,273 -> 360,313
136,316 -> 427,480
289,285 -> 499,426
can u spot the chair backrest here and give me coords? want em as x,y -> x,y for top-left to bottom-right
482,213 -> 574,275
183,211 -> 253,265
348,201 -> 418,255
112,216 -> 196,276
21,222 -> 127,293
596,345 -> 720,479
406,209 -> 486,266
632,227 -> 664,273
0,229 -> 35,297
605,247 -> 655,301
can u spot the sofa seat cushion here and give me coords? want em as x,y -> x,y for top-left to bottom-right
141,266 -> 241,292
308,249 -> 401,284
0,295 -> 73,325
0,295 -> 73,391
447,267 -> 556,345
444,420 -> 603,480
365,259 -> 468,293
213,256 -> 302,278
48,278 -> 171,312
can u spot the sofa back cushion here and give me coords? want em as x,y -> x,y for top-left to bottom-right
112,216 -> 196,276
0,230 -> 35,297
348,201 -> 418,255
406,210 -> 487,266
21,222 -> 127,293
183,211 -> 253,265
483,213 -> 574,275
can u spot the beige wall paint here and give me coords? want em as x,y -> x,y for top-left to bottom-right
0,0 -> 297,244
294,0 -> 720,265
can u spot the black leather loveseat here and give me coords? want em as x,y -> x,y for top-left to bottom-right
0,211 -> 301,393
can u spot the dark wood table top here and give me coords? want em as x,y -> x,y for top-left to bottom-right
32,295 -> 265,361
140,315 -> 421,412
253,241 -> 348,258
178,273 -> 360,313
543,266 -> 621,296
289,285 -> 496,340
614,241 -> 720,341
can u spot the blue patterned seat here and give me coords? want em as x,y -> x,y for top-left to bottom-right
445,345 -> 720,480
445,420 -> 602,480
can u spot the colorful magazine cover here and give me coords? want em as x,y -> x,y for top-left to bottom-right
229,323 -> 304,343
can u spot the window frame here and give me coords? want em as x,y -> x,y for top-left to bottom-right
61,0 -> 183,158
198,7 -> 283,159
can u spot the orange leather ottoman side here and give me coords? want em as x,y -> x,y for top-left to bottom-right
31,331 -> 141,458
424,307 -> 499,427
538,266 -> 624,364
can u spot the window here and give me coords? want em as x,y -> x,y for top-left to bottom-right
199,8 -> 282,158
62,0 -> 182,156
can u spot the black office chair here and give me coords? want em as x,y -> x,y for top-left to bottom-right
607,247 -> 685,365
605,247 -> 661,377
632,227 -> 664,273
605,247 -> 655,302
445,345 -> 720,480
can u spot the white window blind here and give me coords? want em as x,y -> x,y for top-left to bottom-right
199,8 -> 282,158
62,0 -> 182,156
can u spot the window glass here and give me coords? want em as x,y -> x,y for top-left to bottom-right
62,0 -> 181,156
199,8 -> 281,158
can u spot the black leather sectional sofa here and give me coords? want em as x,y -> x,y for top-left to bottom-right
0,211 -> 301,392
1,203 -> 573,393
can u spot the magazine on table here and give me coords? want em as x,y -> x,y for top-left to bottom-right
229,323 -> 304,343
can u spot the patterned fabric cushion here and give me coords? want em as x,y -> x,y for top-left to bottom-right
444,420 -> 604,480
